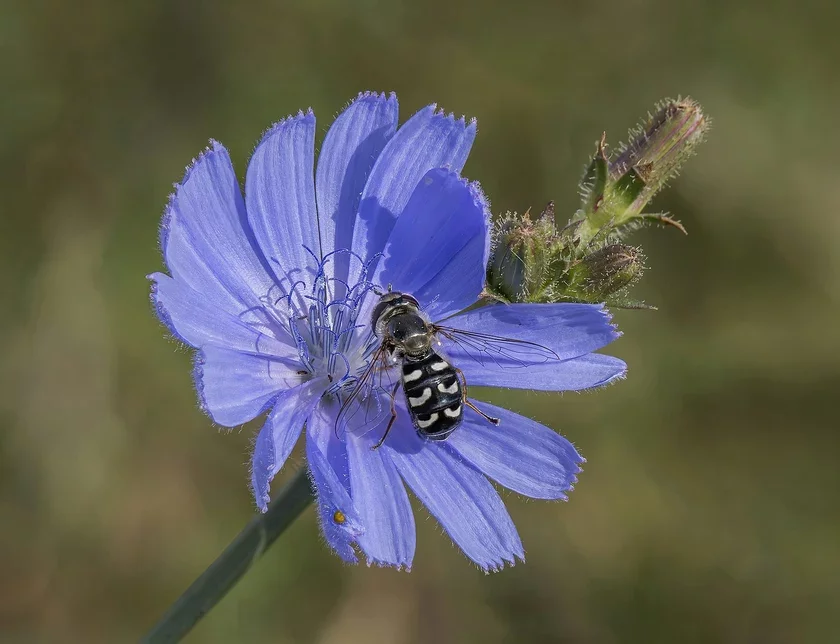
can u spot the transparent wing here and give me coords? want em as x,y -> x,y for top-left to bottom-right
432,325 -> 559,370
334,346 -> 396,438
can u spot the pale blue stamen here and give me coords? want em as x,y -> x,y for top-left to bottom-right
277,246 -> 382,396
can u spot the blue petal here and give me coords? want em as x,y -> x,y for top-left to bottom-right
150,273 -> 295,356
160,141 -> 276,313
385,415 -> 524,572
373,169 -> 490,320
246,111 -> 320,300
252,378 -> 328,512
346,423 -> 415,569
315,92 -> 399,288
460,353 -> 627,391
196,346 -> 306,427
306,402 -> 365,563
352,106 -> 476,274
442,303 -> 625,391
447,402 -> 584,500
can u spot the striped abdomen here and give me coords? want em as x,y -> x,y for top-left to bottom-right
401,350 -> 463,439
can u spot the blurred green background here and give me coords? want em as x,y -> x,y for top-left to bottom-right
3,0 -> 839,642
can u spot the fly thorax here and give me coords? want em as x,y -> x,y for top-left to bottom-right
386,313 -> 431,358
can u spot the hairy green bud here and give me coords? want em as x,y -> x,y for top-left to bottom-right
610,97 -> 708,216
486,203 -> 559,303
573,97 -> 707,246
569,244 -> 645,297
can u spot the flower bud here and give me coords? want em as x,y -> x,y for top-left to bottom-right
609,97 -> 708,215
571,98 -> 706,246
568,244 -> 644,298
486,204 -> 558,303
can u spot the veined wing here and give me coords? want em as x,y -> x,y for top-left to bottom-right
432,325 -> 559,370
334,345 -> 395,438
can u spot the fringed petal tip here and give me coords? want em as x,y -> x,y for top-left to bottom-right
321,523 -> 365,566
432,110 -> 477,154
430,108 -> 478,132
410,104 -> 477,139
251,477 -> 271,514
561,355 -> 626,393
557,448 -> 586,501
598,303 -> 623,341
324,521 -> 416,569
321,536 -> 416,570
351,90 -> 398,107
253,493 -> 270,514
584,302 -> 623,343
591,359 -> 628,389
178,139 -> 229,187
557,472 -> 583,502
365,557 -> 412,572
250,429 -> 276,514
333,547 -> 359,565
478,551 -> 525,575
252,110 -> 316,157
157,140 -> 232,255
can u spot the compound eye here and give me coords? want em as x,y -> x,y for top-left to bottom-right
371,300 -> 389,327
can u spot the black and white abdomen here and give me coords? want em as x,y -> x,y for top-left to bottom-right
401,350 -> 463,439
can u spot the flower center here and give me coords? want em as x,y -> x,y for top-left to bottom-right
282,247 -> 382,395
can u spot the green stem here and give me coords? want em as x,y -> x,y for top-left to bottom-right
141,469 -> 314,644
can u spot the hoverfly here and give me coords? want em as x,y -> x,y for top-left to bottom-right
336,291 -> 558,449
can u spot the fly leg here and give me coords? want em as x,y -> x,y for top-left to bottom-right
372,381 -> 401,450
454,366 -> 500,426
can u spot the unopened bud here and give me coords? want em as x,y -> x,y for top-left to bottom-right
610,98 -> 708,214
572,98 -> 707,246
568,244 -> 644,298
486,204 -> 558,302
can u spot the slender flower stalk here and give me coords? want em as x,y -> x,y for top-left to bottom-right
141,471 -> 312,644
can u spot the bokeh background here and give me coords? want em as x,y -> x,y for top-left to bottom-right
3,0 -> 839,642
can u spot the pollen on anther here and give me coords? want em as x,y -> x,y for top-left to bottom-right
333,510 -> 346,525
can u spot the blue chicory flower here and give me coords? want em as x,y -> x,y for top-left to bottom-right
149,92 -> 626,572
